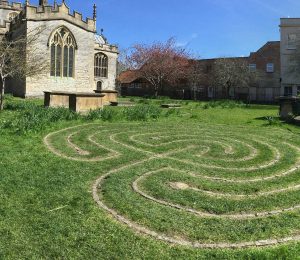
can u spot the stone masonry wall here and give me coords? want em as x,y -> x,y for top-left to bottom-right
280,18 -> 300,96
25,20 -> 96,97
94,47 -> 118,91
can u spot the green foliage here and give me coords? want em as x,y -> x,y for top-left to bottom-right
122,104 -> 161,121
264,116 -> 283,126
2,105 -> 80,133
163,108 -> 181,117
1,96 -> 283,135
86,107 -> 119,121
87,104 -> 163,122
202,100 -> 246,109
137,98 -> 150,104
2,98 -> 166,133
2,96 -> 300,259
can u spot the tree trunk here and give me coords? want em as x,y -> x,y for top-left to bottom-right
159,80 -> 163,96
0,78 -> 5,111
247,87 -> 251,105
154,85 -> 159,98
226,85 -> 231,99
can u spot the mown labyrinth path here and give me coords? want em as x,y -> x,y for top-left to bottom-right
44,123 -> 300,249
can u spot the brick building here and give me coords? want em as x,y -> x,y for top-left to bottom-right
248,41 -> 281,102
118,41 -> 281,102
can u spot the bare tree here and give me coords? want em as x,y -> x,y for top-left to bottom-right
186,59 -> 206,100
117,48 -> 130,76
0,26 -> 48,110
127,37 -> 190,97
211,58 -> 256,100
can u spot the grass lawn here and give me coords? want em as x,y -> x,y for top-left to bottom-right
1,97 -> 300,259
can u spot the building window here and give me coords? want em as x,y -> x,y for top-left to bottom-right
288,34 -> 297,49
94,53 -> 108,78
266,63 -> 274,73
249,64 -> 256,72
297,86 -> 300,96
284,86 -> 293,96
7,12 -> 18,21
50,27 -> 76,78
97,81 -> 102,91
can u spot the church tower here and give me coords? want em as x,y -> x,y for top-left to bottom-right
0,0 -> 9,5
39,0 -> 48,6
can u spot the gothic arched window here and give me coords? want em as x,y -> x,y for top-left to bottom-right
94,53 -> 108,78
96,81 -> 102,91
49,27 -> 76,77
8,12 -> 18,21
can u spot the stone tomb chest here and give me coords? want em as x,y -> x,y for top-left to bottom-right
277,96 -> 300,119
94,90 -> 118,105
44,91 -> 105,113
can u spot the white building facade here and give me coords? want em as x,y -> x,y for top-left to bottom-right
280,18 -> 300,97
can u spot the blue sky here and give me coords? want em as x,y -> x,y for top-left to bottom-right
31,0 -> 300,58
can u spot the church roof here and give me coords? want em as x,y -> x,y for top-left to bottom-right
94,34 -> 107,45
118,70 -> 141,84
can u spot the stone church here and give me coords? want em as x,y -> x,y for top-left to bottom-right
0,0 -> 118,97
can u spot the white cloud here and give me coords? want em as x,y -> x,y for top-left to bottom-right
176,33 -> 199,48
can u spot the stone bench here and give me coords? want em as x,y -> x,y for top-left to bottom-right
44,91 -> 105,113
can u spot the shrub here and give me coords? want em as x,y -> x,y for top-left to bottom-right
264,116 -> 282,126
202,100 -> 246,109
137,98 -> 150,105
164,108 -> 181,117
2,106 -> 80,133
4,97 -> 39,111
86,107 -> 119,121
122,104 -> 161,121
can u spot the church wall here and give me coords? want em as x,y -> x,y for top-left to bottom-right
5,21 -> 26,97
25,20 -> 96,97
0,8 -> 13,25
0,7 -> 21,26
6,77 -> 25,97
94,48 -> 118,91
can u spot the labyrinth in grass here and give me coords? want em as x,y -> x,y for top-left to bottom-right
44,123 -> 300,249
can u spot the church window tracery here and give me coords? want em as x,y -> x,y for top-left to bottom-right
50,27 -> 76,78
8,12 -> 18,21
94,53 -> 108,78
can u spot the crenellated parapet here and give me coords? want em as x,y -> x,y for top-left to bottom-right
0,20 -> 10,34
25,1 -> 96,33
0,1 -> 23,10
94,34 -> 119,54
0,2 -> 23,34
95,42 -> 119,54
